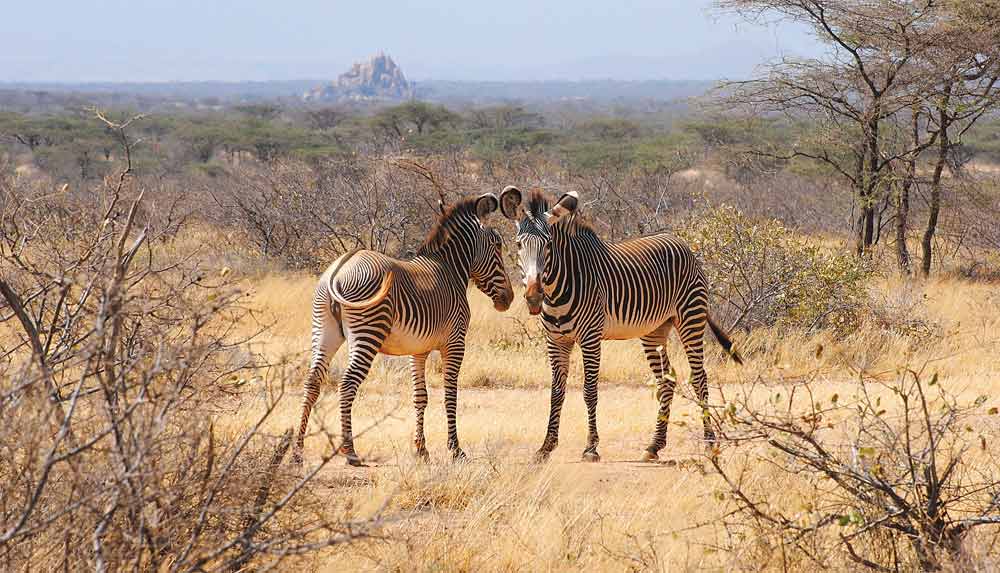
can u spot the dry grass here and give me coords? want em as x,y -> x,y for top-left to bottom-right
200,268 -> 1000,571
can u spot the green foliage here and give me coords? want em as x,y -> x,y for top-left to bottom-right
371,101 -> 460,139
681,205 -> 872,333
962,119 -> 1000,162
632,132 -> 697,172
576,117 -> 641,141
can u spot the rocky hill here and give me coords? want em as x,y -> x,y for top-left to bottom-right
304,53 -> 413,102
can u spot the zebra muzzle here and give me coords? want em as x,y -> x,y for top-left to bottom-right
525,281 -> 543,315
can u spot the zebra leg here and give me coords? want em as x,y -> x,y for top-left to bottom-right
580,336 -> 602,462
640,330 -> 677,462
441,340 -> 467,461
534,337 -> 573,462
338,324 -> 388,467
411,353 -> 430,461
678,314 -> 716,451
294,290 -> 345,465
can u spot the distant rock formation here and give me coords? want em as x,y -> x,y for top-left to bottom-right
304,53 -> 413,102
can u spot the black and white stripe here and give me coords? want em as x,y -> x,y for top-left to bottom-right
499,186 -> 742,462
295,193 -> 514,466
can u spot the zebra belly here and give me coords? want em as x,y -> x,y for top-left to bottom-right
379,325 -> 447,356
602,312 -> 673,341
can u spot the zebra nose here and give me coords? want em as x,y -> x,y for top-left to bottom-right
525,281 -> 543,314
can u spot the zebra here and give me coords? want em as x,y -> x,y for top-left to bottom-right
295,193 -> 514,466
498,186 -> 742,463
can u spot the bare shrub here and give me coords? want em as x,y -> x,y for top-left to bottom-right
711,368 -> 1000,572
0,115 -> 386,570
205,161 -> 331,269
204,153 -> 492,271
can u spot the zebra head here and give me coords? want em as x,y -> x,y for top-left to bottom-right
469,193 -> 515,312
499,185 -> 563,316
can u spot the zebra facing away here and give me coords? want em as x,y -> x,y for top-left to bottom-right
498,186 -> 742,463
295,193 -> 514,466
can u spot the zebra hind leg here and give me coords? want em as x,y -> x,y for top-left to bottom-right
338,315 -> 390,467
640,328 -> 676,463
294,291 -> 345,466
678,313 -> 716,453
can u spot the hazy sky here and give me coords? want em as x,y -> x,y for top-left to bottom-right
2,0 -> 820,83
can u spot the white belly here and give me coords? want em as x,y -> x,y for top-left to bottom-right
378,323 -> 446,356
603,311 -> 674,341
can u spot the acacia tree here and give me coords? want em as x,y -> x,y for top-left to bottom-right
912,2 -> 1000,276
371,101 -> 459,141
716,0 -> 942,257
718,0 -> 1000,272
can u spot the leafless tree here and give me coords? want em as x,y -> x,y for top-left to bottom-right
716,0 -> 1000,274
710,367 -> 1000,571
0,112 -> 394,570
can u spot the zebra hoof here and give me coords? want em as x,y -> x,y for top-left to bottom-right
640,451 -> 659,463
581,451 -> 601,463
414,448 -> 430,463
341,448 -> 366,467
451,448 -> 468,462
533,449 -> 552,464
345,456 -> 367,467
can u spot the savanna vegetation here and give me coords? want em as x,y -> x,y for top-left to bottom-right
4,2 -> 1000,571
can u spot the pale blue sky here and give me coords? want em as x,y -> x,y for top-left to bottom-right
2,0 -> 819,82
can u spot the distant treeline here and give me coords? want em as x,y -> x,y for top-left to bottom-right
0,79 -> 714,114
1,100 -> 998,185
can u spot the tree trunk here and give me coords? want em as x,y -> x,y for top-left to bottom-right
857,114 -> 881,257
922,86 -> 953,277
897,110 -> 920,275
896,183 -> 911,273
921,147 -> 945,277
857,204 -> 876,257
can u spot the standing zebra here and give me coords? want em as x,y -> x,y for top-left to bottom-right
295,193 -> 514,466
498,186 -> 742,463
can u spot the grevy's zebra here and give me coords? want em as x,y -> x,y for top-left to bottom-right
295,193 -> 514,466
499,186 -> 742,463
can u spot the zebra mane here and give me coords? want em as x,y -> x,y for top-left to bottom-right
526,189 -> 549,218
417,197 -> 481,256
554,210 -> 599,239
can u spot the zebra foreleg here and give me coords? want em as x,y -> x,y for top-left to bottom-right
441,340 -> 467,461
580,337 -> 602,462
534,338 -> 572,462
410,353 -> 430,461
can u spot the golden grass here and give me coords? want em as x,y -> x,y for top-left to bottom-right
207,268 -> 1000,571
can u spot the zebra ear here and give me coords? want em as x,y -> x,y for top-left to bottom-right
438,200 -> 446,214
545,191 -> 579,224
499,185 -> 522,220
475,193 -> 499,219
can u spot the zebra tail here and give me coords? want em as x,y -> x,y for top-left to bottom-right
707,314 -> 743,365
327,248 -> 395,309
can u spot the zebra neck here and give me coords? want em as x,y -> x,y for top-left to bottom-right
543,234 -> 608,295
412,250 -> 471,290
